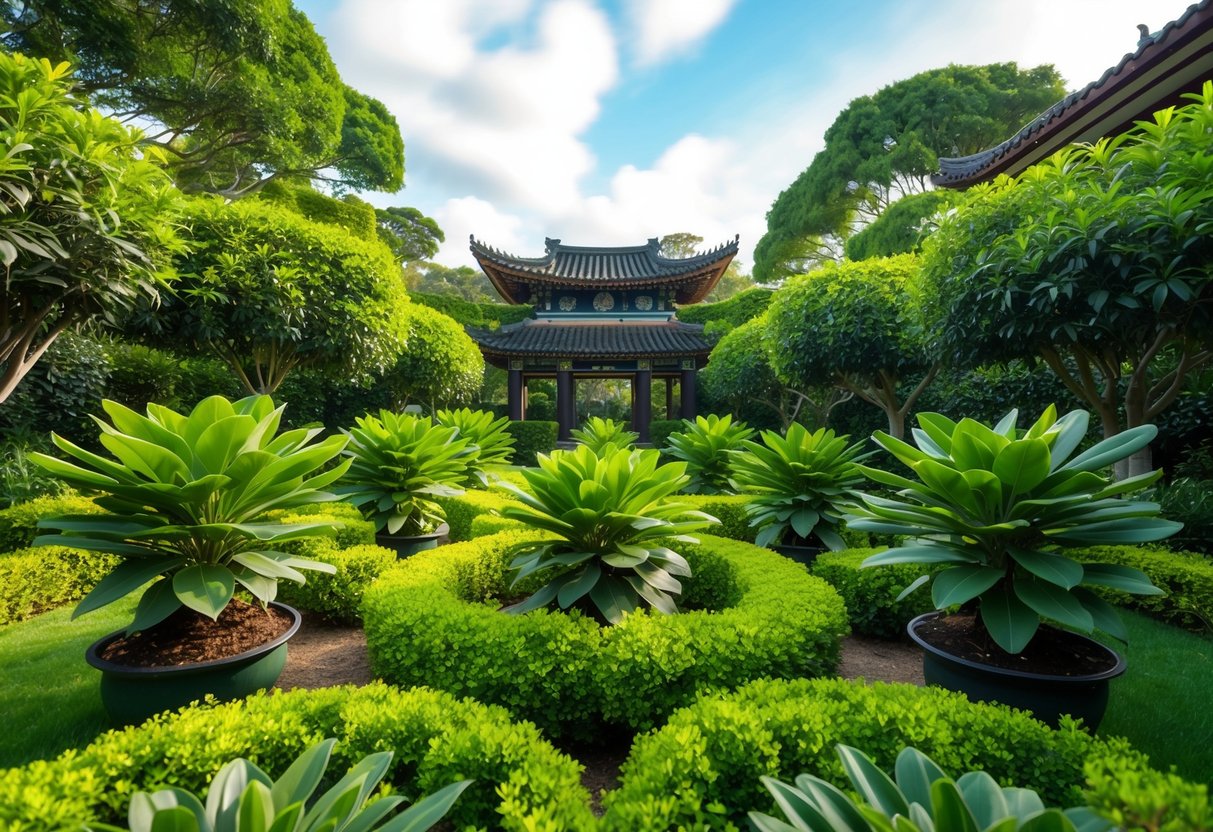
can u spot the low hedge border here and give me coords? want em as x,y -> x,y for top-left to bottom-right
0,545 -> 116,625
471,512 -> 527,537
433,489 -> 524,542
811,547 -> 935,638
601,677 -> 1209,831
265,501 -> 377,552
505,420 -> 557,465
277,542 -> 397,623
679,494 -> 754,541
0,494 -> 105,553
362,531 -> 849,738
0,683 -> 595,832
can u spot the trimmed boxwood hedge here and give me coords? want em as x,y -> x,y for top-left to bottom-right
811,547 -> 935,638
505,420 -> 557,465
0,683 -> 595,832
276,542 -> 397,623
363,532 -> 849,738
600,677 -> 1210,831
0,545 -> 116,625
433,489 -> 524,541
680,494 -> 755,541
471,512 -> 527,537
0,493 -> 105,552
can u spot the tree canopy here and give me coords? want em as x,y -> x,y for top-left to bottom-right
0,54 -> 183,404
921,83 -> 1213,473
380,304 -> 484,411
844,190 -> 959,261
754,63 -> 1065,281
3,0 -> 404,197
377,207 -> 445,264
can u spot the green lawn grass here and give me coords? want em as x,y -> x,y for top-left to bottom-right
0,596 -> 137,768
1097,609 -> 1213,785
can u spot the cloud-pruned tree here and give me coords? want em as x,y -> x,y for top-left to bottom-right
377,207 -> 445,264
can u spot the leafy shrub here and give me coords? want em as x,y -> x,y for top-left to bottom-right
570,416 -> 638,454
431,489 -> 522,542
1082,752 -> 1212,832
264,502 -> 377,553
664,414 -> 755,494
0,494 -> 105,552
1150,477 -> 1213,556
680,494 -> 755,542
675,287 -> 774,328
379,305 -> 484,410
505,420 -> 557,465
102,341 -> 183,411
1070,545 -> 1213,633
648,419 -> 684,452
469,513 -> 526,537
277,543 -> 396,624
0,434 -> 68,507
811,548 -> 936,638
362,531 -> 848,738
0,545 -> 116,624
0,332 -> 110,443
0,684 -> 594,832
601,677 -> 1203,830
173,356 -> 243,409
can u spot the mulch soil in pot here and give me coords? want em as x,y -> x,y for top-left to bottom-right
99,599 -> 293,667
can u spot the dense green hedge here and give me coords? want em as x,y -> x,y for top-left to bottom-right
363,531 -> 848,738
264,502 -> 377,553
0,545 -> 116,625
433,489 -> 524,542
470,513 -> 528,537
648,418 -> 683,450
1071,545 -> 1213,632
277,542 -> 396,623
0,494 -> 105,553
0,684 -> 594,831
601,677 -> 1209,831
505,420 -> 557,465
811,548 -> 935,638
680,494 -> 754,541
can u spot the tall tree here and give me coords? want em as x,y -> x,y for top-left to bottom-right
921,84 -> 1213,476
0,54 -> 183,404
376,207 -> 445,264
844,190 -> 959,261
754,63 -> 1065,281
3,0 -> 404,197
660,232 -> 703,258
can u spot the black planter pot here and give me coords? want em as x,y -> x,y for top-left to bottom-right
907,611 -> 1126,730
86,602 -> 301,726
375,522 -> 450,558
770,542 -> 825,568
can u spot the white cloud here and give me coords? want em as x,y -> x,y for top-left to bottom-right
623,0 -> 737,66
432,196 -> 528,266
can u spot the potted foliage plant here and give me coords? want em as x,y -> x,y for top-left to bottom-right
847,406 -> 1179,728
498,444 -> 718,623
663,413 -> 755,494
435,407 -> 516,487
570,416 -> 638,455
728,423 -> 868,565
32,395 -> 349,724
337,411 -> 473,557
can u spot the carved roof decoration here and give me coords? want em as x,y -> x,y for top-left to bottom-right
470,235 -> 739,305
469,319 -> 712,365
934,0 -> 1213,188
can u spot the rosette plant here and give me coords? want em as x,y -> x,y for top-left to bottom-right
498,444 -> 718,623
435,407 -> 516,486
663,413 -> 755,494
31,396 -> 347,632
337,411 -> 473,536
570,416 -> 638,455
847,406 -> 1179,653
728,423 -> 868,550
750,744 -> 1111,832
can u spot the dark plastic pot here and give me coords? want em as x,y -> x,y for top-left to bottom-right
907,611 -> 1126,730
86,603 -> 301,726
375,522 -> 449,558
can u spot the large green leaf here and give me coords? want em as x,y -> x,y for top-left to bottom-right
74,557 -> 185,618
931,565 -> 1003,609
1013,577 -> 1094,632
1059,425 -> 1157,472
863,545 -> 978,567
894,747 -> 948,810
1008,548 -> 1083,589
929,779 -> 979,832
1071,588 -> 1128,642
173,564 -> 235,619
978,586 -> 1039,653
838,745 -> 910,820
129,579 -> 184,634
956,771 -> 1009,830
1079,563 -> 1164,595
992,439 -> 1051,495
378,780 -> 473,832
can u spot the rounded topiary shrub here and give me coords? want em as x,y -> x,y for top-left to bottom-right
601,677 -> 1207,831
362,531 -> 849,738
0,683 -> 594,832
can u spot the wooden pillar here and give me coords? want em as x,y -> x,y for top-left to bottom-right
665,377 -> 674,420
634,366 -> 652,443
680,367 -> 697,420
556,367 -> 574,441
507,367 -> 524,421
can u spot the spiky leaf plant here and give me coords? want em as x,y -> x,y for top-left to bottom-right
32,396 -> 346,632
847,406 -> 1178,653
498,444 -> 718,624
570,416 -> 638,455
663,414 -> 755,494
728,423 -> 868,550
435,407 -> 516,486
337,412 -> 474,536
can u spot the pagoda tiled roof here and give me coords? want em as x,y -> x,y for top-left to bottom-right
469,319 -> 711,362
470,236 -> 739,305
934,0 -> 1213,189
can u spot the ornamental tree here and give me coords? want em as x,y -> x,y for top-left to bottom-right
0,54 -> 182,404
765,254 -> 938,439
921,83 -> 1213,475
379,304 -> 485,411
137,198 -> 409,394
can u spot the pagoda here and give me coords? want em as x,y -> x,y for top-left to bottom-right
468,235 -> 739,443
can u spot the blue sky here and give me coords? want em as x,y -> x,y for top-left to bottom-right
294,0 -> 1185,269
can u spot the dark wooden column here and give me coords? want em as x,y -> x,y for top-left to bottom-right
665,377 -> 674,419
680,366 -> 697,420
556,367 -> 574,441
507,366 -> 524,421
634,366 -> 652,443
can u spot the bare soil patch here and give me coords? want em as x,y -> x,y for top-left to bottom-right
275,618 -> 372,690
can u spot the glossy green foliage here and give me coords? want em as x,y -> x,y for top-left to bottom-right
602,677 -> 1199,830
569,416 -> 638,455
363,531 -> 848,737
257,181 -> 378,240
85,740 -> 470,832
751,744 -> 1111,832
499,445 -> 717,623
0,684 -> 595,832
849,406 -> 1179,653
435,408 -> 516,486
664,414 -> 755,494
0,545 -> 116,625
729,423 -> 868,549
505,420 -> 558,465
0,333 -> 113,443
380,305 -> 483,410
338,412 -> 473,536
32,395 -> 348,629
845,190 -> 960,261
0,54 -> 182,404
675,287 -> 774,327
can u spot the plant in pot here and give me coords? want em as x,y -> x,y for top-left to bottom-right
728,423 -> 868,565
337,411 -> 474,557
846,406 -> 1180,729
497,444 -> 718,623
31,395 -> 349,724
570,416 -> 638,455
663,413 -> 755,494
435,407 -> 516,487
